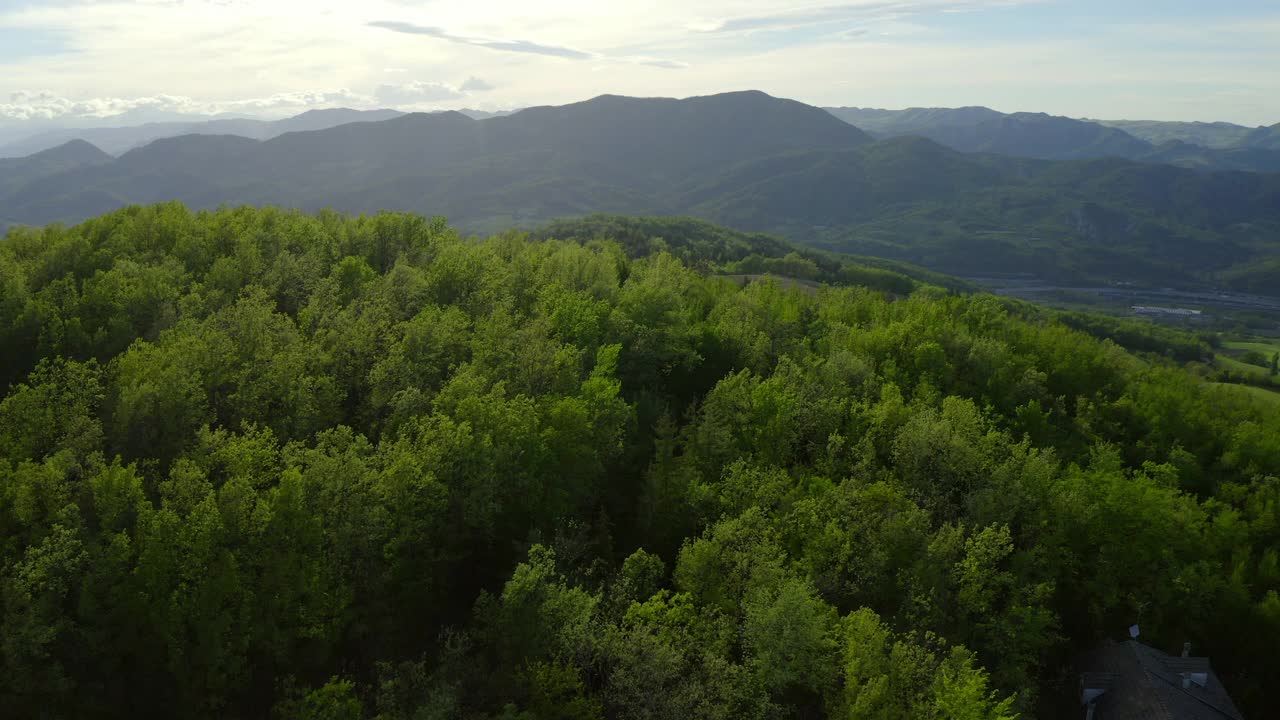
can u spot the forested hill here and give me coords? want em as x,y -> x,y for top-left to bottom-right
0,140 -> 111,197
2,203 -> 1279,719
527,214 -> 975,293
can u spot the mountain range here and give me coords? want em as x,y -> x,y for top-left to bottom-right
825,106 -> 1280,171
0,109 -> 405,158
1096,118 -> 1280,151
9,99 -> 1275,171
1090,119 -> 1260,149
0,108 -> 522,158
2,91 -> 1279,295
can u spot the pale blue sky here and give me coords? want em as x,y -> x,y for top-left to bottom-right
1,0 -> 1277,126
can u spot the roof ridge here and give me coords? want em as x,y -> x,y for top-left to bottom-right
1123,641 -> 1242,720
1145,666 -> 1243,720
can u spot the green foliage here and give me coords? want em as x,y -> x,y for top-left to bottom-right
275,677 -> 365,720
932,647 -> 1019,720
0,204 -> 1278,718
1240,350 -> 1271,369
1055,310 -> 1208,363
532,214 -> 965,295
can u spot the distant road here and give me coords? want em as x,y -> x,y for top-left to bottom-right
967,281 -> 1280,313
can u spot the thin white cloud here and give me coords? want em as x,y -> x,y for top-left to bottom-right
689,0 -> 1037,34
1,92 -> 198,121
0,80 -> 506,123
366,18 -> 687,68
368,20 -> 595,59
0,89 -> 376,121
374,80 -> 465,105
220,89 -> 373,112
460,76 -> 495,92
623,56 -> 690,70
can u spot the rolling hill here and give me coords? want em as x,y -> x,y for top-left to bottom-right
0,139 -> 111,195
0,140 -> 114,227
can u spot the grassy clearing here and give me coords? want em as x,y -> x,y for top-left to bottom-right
1215,354 -> 1275,380
1224,339 -> 1280,355
1214,382 -> 1280,407
1217,337 -> 1280,382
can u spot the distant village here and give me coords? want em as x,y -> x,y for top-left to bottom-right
1132,306 -> 1207,324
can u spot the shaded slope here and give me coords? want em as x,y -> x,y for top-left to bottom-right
1,140 -> 114,229
1143,140 -> 1280,173
0,139 -> 111,196
681,137 -> 1019,229
938,112 -> 1152,160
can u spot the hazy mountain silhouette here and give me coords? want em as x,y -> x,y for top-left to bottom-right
0,108 -> 406,158
826,107 -> 1148,158
827,106 -> 1280,172
1241,123 -> 1280,151
0,139 -> 111,197
1,90 -> 872,222
825,106 -> 1005,136
1093,119 -> 1256,149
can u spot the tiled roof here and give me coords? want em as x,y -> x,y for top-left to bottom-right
1080,640 -> 1244,720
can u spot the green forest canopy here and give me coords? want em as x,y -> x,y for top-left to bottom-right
1,203 -> 1279,719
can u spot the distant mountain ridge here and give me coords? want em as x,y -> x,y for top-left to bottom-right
1093,119 -> 1279,152
2,90 -> 1279,296
826,106 -> 1280,172
0,91 -> 870,226
1241,123 -> 1280,151
1091,119 -> 1258,149
0,140 -> 112,199
825,106 -> 1005,136
0,108 -> 408,158
0,108 -> 525,158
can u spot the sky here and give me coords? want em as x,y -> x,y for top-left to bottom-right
0,0 -> 1278,127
